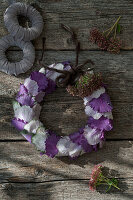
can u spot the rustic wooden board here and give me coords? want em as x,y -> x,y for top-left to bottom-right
0,0 -> 133,50
0,179 -> 133,200
0,141 -> 133,199
0,1 -> 133,199
0,141 -> 133,182
0,51 -> 132,140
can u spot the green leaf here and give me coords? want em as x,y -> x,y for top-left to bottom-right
117,24 -> 121,33
108,180 -> 113,186
111,178 -> 118,185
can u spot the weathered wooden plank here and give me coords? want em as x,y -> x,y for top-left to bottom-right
0,2 -> 132,200
0,0 -> 133,50
0,50 -> 132,139
0,179 -> 133,200
0,141 -> 133,183
0,96 -> 132,140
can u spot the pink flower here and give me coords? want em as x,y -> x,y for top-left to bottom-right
89,165 -> 120,192
89,165 -> 102,191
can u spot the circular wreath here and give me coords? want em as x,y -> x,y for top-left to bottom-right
0,35 -> 35,76
4,2 -> 43,41
12,62 -> 113,158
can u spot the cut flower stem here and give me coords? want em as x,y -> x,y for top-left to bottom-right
98,174 -> 120,191
89,165 -> 120,192
103,16 -> 121,39
90,16 -> 122,54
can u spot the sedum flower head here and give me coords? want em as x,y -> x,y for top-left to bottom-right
67,72 -> 103,98
89,165 -> 102,191
89,165 -> 120,192
90,28 -> 109,50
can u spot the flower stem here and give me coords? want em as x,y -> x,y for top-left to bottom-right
103,28 -> 111,34
106,185 -> 111,192
113,185 -> 120,190
98,174 -> 120,191
105,16 -> 121,38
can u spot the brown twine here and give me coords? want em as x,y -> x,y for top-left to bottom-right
38,24 -> 94,87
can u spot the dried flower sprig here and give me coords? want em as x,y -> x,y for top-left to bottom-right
90,16 -> 122,54
67,72 -> 103,98
89,165 -> 120,192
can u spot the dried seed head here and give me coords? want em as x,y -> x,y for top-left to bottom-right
107,37 -> 121,54
66,72 -> 103,98
90,28 -> 109,50
90,29 -> 122,54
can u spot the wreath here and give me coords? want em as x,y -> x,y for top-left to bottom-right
12,25 -> 113,158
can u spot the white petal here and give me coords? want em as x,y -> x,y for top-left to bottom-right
85,105 -> 102,119
104,112 -> 113,119
37,126 -> 47,135
85,105 -> 113,120
24,120 -> 43,134
39,67 -> 46,74
32,132 -> 47,151
13,101 -> 21,112
33,104 -> 41,120
15,105 -> 34,122
57,136 -> 70,156
57,136 -> 82,157
83,125 -> 102,145
24,78 -> 38,96
68,143 -> 82,158
84,87 -> 105,105
46,63 -> 64,81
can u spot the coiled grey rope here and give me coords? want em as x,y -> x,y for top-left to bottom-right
0,2 -> 43,76
4,2 -> 43,41
0,35 -> 35,75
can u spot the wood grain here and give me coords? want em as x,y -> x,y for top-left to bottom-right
0,1 -> 133,199
0,50 -> 132,139
0,179 -> 133,200
0,141 -> 133,182
0,0 -> 133,50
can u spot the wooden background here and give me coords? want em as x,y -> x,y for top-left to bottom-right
0,0 -> 133,199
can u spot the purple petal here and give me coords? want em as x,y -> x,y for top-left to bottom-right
62,61 -> 71,70
69,128 -> 93,153
82,140 -> 93,153
35,92 -> 45,103
16,93 -> 35,107
62,61 -> 70,66
17,84 -> 28,97
88,116 -> 113,131
89,93 -> 112,113
45,133 -> 60,158
16,84 -> 34,107
12,118 -> 27,131
69,128 -> 84,145
45,78 -> 56,95
30,71 -> 48,92
22,134 -> 32,143
24,78 -> 38,96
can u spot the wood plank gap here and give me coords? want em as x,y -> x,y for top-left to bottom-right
1,177 -> 130,184
0,139 -> 133,142
6,49 -> 133,52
